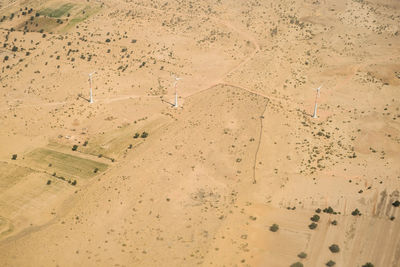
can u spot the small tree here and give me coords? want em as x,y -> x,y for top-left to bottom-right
269,224 -> 279,232
290,262 -> 303,267
308,222 -> 317,230
362,263 -> 374,267
46,180 -> 51,185
11,154 -> 17,160
311,214 -> 320,222
141,131 -> 148,138
133,133 -> 139,138
329,244 -> 340,253
72,145 -> 78,151
71,180 -> 77,186
351,208 -> 361,216
326,260 -> 336,266
297,252 -> 307,259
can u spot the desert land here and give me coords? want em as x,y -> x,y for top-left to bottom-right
0,0 -> 399,266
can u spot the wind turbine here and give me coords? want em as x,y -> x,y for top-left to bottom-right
173,75 -> 182,108
88,71 -> 96,104
312,85 -> 322,118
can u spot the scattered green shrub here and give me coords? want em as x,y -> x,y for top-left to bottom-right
141,132 -> 148,138
329,244 -> 340,253
362,263 -> 374,267
297,252 -> 307,259
308,222 -> 317,230
311,214 -> 320,222
72,145 -> 78,151
11,154 -> 17,160
290,262 -> 303,267
269,224 -> 279,232
326,260 -> 336,266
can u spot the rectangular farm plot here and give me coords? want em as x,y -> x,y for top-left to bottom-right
0,162 -> 33,191
25,148 -> 108,179
39,3 -> 75,18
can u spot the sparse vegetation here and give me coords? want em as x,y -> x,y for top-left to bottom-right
72,145 -> 78,151
351,208 -> 361,216
269,224 -> 279,232
326,260 -> 336,266
310,214 -> 320,222
309,222 -> 317,230
290,262 -> 303,267
11,154 -> 17,160
329,244 -> 340,253
362,263 -> 374,267
297,252 -> 307,259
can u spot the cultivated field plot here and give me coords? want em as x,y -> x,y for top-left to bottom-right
24,148 -> 108,179
0,162 -> 33,190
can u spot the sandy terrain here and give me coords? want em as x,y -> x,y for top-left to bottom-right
0,0 -> 399,266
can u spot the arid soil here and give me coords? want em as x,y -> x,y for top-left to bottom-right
0,0 -> 399,266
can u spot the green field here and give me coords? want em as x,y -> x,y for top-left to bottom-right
39,3 -> 74,18
25,148 -> 108,179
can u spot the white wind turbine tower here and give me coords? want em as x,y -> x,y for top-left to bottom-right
173,75 -> 182,108
88,71 -> 96,104
312,85 -> 322,118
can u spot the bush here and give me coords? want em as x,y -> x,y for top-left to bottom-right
331,220 -> 337,225
46,180 -> 51,185
141,131 -> 148,138
290,262 -> 303,267
308,222 -> 317,230
315,208 -> 321,213
83,140 -> 88,146
269,224 -> 279,232
323,206 -> 334,214
310,214 -> 320,222
392,200 -> 400,207
94,168 -> 99,173
297,252 -> 307,259
72,145 -> 78,151
351,208 -> 361,216
133,133 -> 139,138
329,244 -> 340,253
362,263 -> 374,267
11,46 -> 18,52
11,154 -> 17,160
4,55 -> 9,61
326,260 -> 336,266
71,180 -> 77,186
105,38 -> 111,42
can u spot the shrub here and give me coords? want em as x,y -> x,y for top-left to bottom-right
290,262 -> 303,267
4,55 -> 9,61
308,222 -> 317,229
297,252 -> 307,259
94,168 -> 99,173
11,46 -> 17,52
83,140 -> 88,146
72,145 -> 78,151
133,133 -> 139,138
141,131 -> 148,138
362,263 -> 374,267
329,244 -> 340,253
46,180 -> 51,185
392,200 -> 400,207
311,214 -> 320,222
351,208 -> 361,216
326,260 -> 336,266
331,220 -> 338,225
315,208 -> 321,213
269,224 -> 279,232
71,180 -> 77,186
11,154 -> 17,160
105,38 -> 111,42
323,206 -> 334,214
